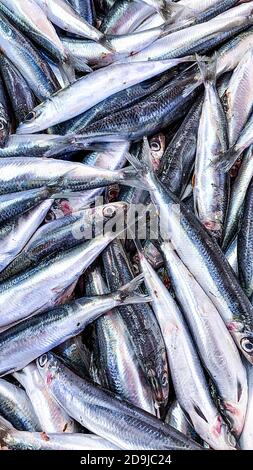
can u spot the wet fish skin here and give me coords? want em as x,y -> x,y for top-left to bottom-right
64,69 -> 176,135
138,248 -> 237,449
0,200 -> 52,274
34,0 -> 109,46
193,59 -> 229,243
222,145 -> 253,251
0,273 -> 150,375
0,0 -> 73,80
17,59 -> 194,134
127,7 -> 253,62
0,55 -> 37,125
225,237 -> 238,275
158,95 -> 202,197
0,157 -> 140,195
62,24 -> 167,69
54,336 -> 91,379
223,48 -> 253,147
100,0 -> 154,35
162,244 -> 247,436
37,353 -> 202,450
0,378 -> 40,432
237,177 -> 253,300
69,0 -> 95,25
165,400 -> 202,445
85,264 -> 156,415
0,226 -> 127,332
0,12 -> 59,101
0,416 -> 120,450
135,139 -> 253,363
0,202 -> 126,282
76,67 -> 201,140
13,363 -> 77,433
102,239 -> 169,408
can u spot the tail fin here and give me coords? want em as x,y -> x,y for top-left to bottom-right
159,0 -> 195,22
0,416 -> 14,448
44,135 -> 119,158
196,54 -> 217,85
98,35 -> 116,53
115,273 -> 152,305
61,57 -> 76,84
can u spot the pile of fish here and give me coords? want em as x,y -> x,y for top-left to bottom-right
1,0 -> 253,452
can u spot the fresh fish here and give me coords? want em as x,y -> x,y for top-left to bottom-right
0,134 -> 112,159
0,378 -> 40,431
0,222 -> 129,332
0,274 -> 150,375
54,336 -> 91,379
13,363 -> 77,433
0,55 -> 37,125
64,68 -> 176,134
34,0 -> 113,50
0,416 -> 120,450
160,243 -> 247,436
85,264 -> 156,415
237,177 -> 253,300
37,353 -> 202,450
69,0 -> 95,25
165,400 -> 202,444
100,0 -> 154,35
138,247 -> 237,449
127,5 -> 253,61
62,24 -> 169,69
223,47 -> 253,146
0,0 -> 75,82
130,139 -> 253,363
0,200 -> 52,274
193,59 -> 229,242
222,145 -> 253,250
0,202 -> 127,281
0,12 -> 59,100
102,239 -> 169,408
158,95 -> 202,197
215,27 -> 253,77
17,58 -> 195,133
0,157 -> 140,195
76,66 -> 201,140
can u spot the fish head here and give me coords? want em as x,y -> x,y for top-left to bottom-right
37,352 -> 59,386
16,100 -> 55,135
210,415 -> 237,450
228,322 -> 253,363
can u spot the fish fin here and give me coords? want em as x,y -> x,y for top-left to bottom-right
44,136 -> 116,158
115,273 -> 152,305
119,166 -> 148,190
125,139 -> 156,192
213,146 -> 240,173
196,53 -> 217,84
159,0 -> 195,22
98,35 -> 116,53
68,53 -> 93,74
60,57 -> 76,85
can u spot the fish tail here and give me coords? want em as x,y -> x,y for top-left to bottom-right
0,416 -> 14,448
98,35 -> 116,53
67,51 -> 93,74
196,54 -> 217,85
115,273 -> 152,305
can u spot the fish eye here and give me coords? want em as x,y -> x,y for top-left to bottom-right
150,141 -> 161,151
25,111 -> 36,122
241,337 -> 253,354
102,205 -> 116,219
38,354 -> 48,367
0,121 -> 5,131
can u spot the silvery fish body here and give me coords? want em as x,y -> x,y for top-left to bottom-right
37,353 -> 202,450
